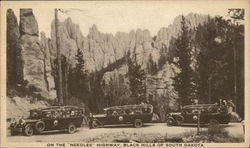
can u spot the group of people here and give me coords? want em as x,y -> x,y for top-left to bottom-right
190,98 -> 236,113
215,99 -> 235,113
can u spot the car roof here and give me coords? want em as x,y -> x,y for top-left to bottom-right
104,104 -> 153,111
183,104 -> 218,109
30,105 -> 81,112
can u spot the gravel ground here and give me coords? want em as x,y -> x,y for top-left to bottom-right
7,123 -> 244,143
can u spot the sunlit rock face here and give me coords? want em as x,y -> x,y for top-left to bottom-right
7,9 -> 56,99
49,13 -> 209,74
50,18 -> 160,72
19,9 -> 39,36
155,13 -> 209,50
18,9 -> 47,98
40,32 -> 57,99
7,8 -> 208,102
47,13 -> 209,100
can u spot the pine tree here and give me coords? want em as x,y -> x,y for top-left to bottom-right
73,48 -> 87,99
194,13 -> 244,120
75,48 -> 86,79
227,9 -> 244,118
157,44 -> 169,70
147,54 -> 158,75
127,55 -> 146,104
195,18 -> 217,103
172,16 -> 195,106
157,54 -> 167,70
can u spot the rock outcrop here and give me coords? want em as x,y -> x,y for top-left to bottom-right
7,9 -> 56,99
7,8 -> 209,102
49,18 -> 161,72
40,32 -> 57,99
48,13 -> 209,100
19,9 -> 39,36
7,9 -> 20,85
155,13 -> 209,50
18,9 -> 49,98
48,13 -> 209,73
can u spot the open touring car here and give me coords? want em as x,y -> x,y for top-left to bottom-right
166,104 -> 231,126
88,104 -> 153,128
10,106 -> 84,136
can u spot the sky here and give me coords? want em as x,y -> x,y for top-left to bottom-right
10,1 -> 235,38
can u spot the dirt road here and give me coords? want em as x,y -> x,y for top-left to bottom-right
7,123 -> 244,142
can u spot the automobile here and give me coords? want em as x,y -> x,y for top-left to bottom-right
88,104 -> 153,128
9,105 -> 84,136
166,104 -> 231,126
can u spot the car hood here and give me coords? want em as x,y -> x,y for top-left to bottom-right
10,119 -> 38,127
169,112 -> 182,115
93,114 -> 106,118
23,119 -> 39,122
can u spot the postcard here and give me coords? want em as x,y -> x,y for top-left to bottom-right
0,0 -> 249,147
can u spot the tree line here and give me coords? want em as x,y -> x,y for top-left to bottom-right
53,9 -> 244,119
169,9 -> 244,118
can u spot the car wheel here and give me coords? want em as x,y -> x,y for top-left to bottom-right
68,123 -> 76,134
166,118 -> 175,126
209,119 -> 219,125
134,119 -> 143,128
35,121 -> 45,133
24,124 -> 34,136
92,120 -> 99,128
176,115 -> 184,125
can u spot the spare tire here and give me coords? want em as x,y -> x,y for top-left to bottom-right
35,120 -> 45,133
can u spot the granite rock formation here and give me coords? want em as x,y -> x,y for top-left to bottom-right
7,8 -> 209,102
7,9 -> 56,99
7,9 -> 20,86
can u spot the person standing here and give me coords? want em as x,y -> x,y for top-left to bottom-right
227,99 -> 235,113
194,99 -> 199,105
219,99 -> 223,107
88,113 -> 93,129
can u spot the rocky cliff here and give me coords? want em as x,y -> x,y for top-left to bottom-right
7,8 -> 209,101
155,13 -> 209,50
48,13 -> 209,72
49,18 -> 159,72
7,9 -> 56,99
7,9 -> 20,86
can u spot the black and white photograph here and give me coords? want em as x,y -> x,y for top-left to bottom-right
0,0 -> 249,147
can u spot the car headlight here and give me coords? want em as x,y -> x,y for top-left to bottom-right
19,119 -> 26,125
21,121 -> 26,125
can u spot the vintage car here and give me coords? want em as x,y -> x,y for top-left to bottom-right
88,104 -> 153,128
10,106 -> 84,136
166,104 -> 231,126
